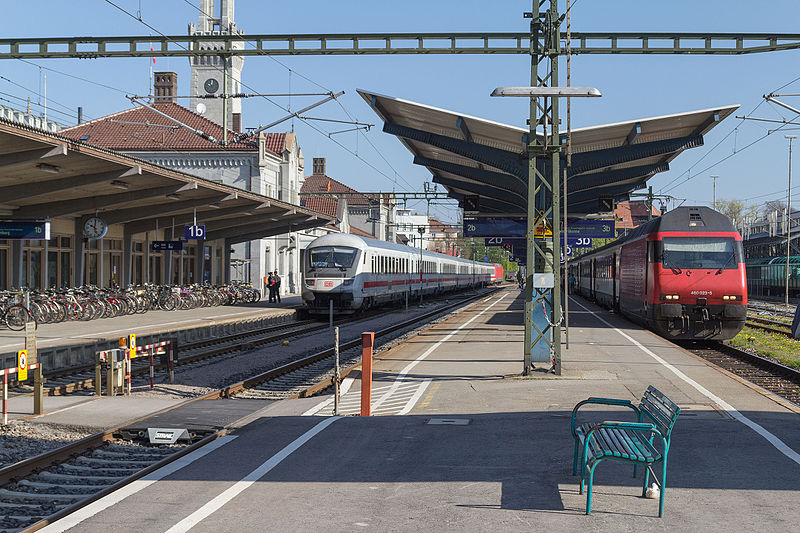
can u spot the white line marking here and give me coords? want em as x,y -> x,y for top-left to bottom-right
398,379 -> 432,415
164,417 -> 340,533
370,295 -> 505,413
39,436 -> 237,533
572,298 -> 800,466
301,378 -> 354,416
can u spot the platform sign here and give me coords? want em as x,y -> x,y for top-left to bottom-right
151,241 -> 183,251
560,246 -> 573,263
485,237 -> 525,247
0,220 -> 50,240
184,225 -> 206,240
533,217 -> 553,238
17,350 -> 27,381
463,218 -> 526,237
564,220 -> 615,239
566,237 -> 593,248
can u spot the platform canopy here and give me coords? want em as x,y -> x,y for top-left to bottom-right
358,89 -> 738,217
0,118 -> 333,244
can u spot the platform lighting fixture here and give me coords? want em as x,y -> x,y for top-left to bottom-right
207,203 -> 221,209
110,180 -> 129,190
36,163 -> 60,174
490,86 -> 602,97
166,193 -> 181,200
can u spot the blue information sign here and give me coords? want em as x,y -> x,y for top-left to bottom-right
564,220 -> 615,238
566,236 -> 593,247
0,220 -> 50,240
484,237 -> 525,247
464,219 -> 526,237
184,225 -> 206,240
151,241 -> 183,251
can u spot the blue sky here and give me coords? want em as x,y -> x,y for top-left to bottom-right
3,1 -> 800,223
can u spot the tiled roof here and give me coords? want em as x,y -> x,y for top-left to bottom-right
349,226 -> 375,238
60,103 -> 285,154
615,200 -> 661,230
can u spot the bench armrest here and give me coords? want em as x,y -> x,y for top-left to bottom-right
571,398 -> 640,436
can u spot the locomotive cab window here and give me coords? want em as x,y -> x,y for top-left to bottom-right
309,247 -> 357,269
657,237 -> 743,270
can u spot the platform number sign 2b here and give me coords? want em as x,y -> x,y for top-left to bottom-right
184,225 -> 206,240
17,350 -> 27,382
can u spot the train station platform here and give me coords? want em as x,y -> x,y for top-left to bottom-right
0,296 -> 301,371
35,287 -> 800,531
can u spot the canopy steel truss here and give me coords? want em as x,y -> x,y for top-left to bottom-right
1,32 -> 799,59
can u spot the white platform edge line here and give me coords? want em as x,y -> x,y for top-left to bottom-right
571,298 -> 800,466
164,417 -> 340,533
371,295 -> 505,412
38,435 -> 237,533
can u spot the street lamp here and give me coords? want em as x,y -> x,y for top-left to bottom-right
785,135 -> 796,306
492,85 -> 601,376
710,175 -> 719,210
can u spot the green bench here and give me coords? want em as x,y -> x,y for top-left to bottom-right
570,386 -> 680,517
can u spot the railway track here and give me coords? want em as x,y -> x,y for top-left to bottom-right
12,290 -> 487,398
684,341 -> 800,405
0,289 -> 499,532
744,316 -> 794,337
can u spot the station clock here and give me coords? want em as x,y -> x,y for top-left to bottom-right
204,78 -> 220,94
82,216 -> 108,239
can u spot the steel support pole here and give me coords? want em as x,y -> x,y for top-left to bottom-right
333,326 -> 340,416
786,136 -> 795,306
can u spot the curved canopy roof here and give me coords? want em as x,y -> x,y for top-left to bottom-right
358,89 -> 738,217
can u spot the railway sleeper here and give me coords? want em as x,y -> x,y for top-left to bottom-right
0,488 -> 84,502
16,480 -> 101,493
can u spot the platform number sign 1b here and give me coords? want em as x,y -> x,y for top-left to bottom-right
17,350 -> 27,381
184,225 -> 206,240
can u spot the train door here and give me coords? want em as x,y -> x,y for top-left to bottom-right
591,258 -> 596,299
613,252 -> 619,310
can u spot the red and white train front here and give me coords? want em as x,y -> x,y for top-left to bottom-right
573,207 -> 747,341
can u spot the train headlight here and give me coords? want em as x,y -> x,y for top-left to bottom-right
661,294 -> 680,301
342,279 -> 353,286
722,295 -> 741,301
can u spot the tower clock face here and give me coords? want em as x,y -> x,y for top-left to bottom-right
204,78 -> 220,94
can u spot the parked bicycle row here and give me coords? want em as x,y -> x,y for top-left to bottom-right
0,282 -> 261,331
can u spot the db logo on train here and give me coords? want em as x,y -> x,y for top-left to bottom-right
324,281 -> 334,287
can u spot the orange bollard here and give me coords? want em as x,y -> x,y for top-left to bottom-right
360,332 -> 374,416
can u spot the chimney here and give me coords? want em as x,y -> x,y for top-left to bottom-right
153,72 -> 178,104
313,157 -> 326,176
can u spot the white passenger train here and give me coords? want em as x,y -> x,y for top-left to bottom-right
301,234 -> 502,315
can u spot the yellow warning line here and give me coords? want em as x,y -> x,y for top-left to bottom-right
418,382 -> 441,409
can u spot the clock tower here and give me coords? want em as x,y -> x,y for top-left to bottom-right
188,0 -> 244,131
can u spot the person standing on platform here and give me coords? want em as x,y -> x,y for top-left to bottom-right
569,273 -> 576,294
267,272 -> 276,303
274,271 -> 282,303
516,269 -> 524,290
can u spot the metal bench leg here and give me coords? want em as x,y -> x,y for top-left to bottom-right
642,464 -> 651,497
659,459 -> 667,517
573,439 -> 579,475
633,463 -> 638,478
586,462 -> 598,515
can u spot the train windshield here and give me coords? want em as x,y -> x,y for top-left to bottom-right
659,237 -> 742,270
309,247 -> 357,269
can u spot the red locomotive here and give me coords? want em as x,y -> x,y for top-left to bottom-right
570,206 -> 747,340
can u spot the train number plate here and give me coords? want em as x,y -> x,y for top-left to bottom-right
324,281 -> 334,287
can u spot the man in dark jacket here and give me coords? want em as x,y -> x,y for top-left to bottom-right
274,272 -> 282,303
267,272 -> 276,303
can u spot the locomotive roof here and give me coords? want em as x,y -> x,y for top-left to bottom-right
308,233 -> 493,266
573,207 -> 737,261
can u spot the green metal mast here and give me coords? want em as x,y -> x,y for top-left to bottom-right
524,0 -> 561,375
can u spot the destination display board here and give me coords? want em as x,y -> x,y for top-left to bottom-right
464,218 -> 526,237
0,220 -> 51,240
564,219 -> 615,239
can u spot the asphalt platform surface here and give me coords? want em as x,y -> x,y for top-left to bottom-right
35,287 -> 800,532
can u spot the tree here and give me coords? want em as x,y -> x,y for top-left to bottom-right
765,199 -> 786,215
715,198 -> 745,225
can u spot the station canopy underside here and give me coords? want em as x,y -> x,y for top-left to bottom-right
358,89 -> 738,217
0,119 -> 333,244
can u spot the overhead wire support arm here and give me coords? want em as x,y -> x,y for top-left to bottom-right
126,95 -> 219,144
2,32 -> 800,59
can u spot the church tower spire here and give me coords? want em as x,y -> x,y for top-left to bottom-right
188,0 -> 244,131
